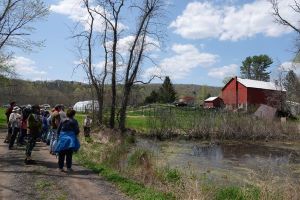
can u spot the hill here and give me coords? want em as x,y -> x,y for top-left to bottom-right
0,77 -> 221,107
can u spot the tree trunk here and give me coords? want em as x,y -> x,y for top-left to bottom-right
119,85 -> 131,132
110,26 -> 118,129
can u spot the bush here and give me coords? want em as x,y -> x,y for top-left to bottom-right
146,106 -> 300,140
128,149 -> 151,168
164,168 -> 181,183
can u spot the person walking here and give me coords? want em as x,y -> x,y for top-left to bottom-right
8,106 -> 22,149
4,101 -> 16,143
49,105 -> 61,154
83,115 -> 92,137
17,105 -> 32,146
55,109 -> 80,172
25,105 -> 42,164
41,111 -> 50,143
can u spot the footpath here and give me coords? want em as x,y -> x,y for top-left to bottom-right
0,130 -> 129,200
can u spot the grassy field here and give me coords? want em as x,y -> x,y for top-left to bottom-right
0,108 -> 7,129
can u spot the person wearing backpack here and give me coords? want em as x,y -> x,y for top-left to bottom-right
25,105 -> 42,164
55,109 -> 80,172
83,115 -> 92,137
8,106 -> 22,149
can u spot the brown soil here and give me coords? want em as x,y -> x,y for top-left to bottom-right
0,130 -> 129,200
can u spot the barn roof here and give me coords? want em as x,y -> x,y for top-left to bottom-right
237,78 -> 286,91
204,96 -> 219,102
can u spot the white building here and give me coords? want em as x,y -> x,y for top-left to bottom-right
73,100 -> 99,112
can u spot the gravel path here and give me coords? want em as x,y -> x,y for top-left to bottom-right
0,130 -> 129,200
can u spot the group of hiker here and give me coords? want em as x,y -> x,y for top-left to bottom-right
4,102 -> 92,172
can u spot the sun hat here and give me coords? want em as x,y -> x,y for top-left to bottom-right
12,106 -> 21,112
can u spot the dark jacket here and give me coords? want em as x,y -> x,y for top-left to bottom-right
57,118 -> 79,136
5,107 -> 13,123
27,113 -> 42,135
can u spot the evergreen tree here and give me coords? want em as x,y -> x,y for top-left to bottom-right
240,55 -> 272,81
240,56 -> 252,79
158,76 -> 176,103
144,90 -> 159,104
283,70 -> 300,102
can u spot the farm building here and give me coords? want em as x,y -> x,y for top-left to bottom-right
176,96 -> 195,106
204,96 -> 224,109
222,77 -> 286,110
73,100 -> 99,112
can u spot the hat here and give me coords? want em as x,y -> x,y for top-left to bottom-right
12,106 -> 21,112
32,104 -> 40,110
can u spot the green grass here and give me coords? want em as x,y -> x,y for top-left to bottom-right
75,112 -> 85,127
0,108 -> 7,129
126,116 -> 149,132
215,186 -> 260,200
35,179 -> 53,190
74,153 -> 175,200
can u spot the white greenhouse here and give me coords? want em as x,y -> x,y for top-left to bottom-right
73,100 -> 99,112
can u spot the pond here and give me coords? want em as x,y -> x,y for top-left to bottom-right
135,138 -> 300,185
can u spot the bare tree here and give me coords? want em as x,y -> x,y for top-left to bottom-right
270,0 -> 300,34
74,0 -> 109,125
270,0 -> 300,52
118,0 -> 165,131
73,0 -> 165,131
92,0 -> 124,129
0,0 -> 48,51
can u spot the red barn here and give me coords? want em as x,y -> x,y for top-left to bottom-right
222,77 -> 286,110
204,97 -> 224,109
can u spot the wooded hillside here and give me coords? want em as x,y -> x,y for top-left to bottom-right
0,77 -> 221,107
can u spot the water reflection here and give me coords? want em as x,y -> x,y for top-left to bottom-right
191,143 -> 300,165
136,138 -> 300,181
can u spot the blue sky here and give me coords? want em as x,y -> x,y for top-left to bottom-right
10,0 -> 300,86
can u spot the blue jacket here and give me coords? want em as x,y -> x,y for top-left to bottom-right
54,118 -> 80,153
54,131 -> 80,153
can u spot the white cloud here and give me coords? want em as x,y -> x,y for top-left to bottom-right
107,35 -> 160,55
170,0 -> 298,41
208,64 -> 238,79
50,0 -> 126,33
9,56 -> 47,79
280,62 -> 300,75
144,44 -> 218,80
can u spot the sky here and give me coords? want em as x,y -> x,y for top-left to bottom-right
9,0 -> 300,87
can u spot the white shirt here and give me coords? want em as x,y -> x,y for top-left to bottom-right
9,112 -> 22,128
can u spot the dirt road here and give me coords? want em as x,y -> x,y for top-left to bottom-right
0,130 -> 129,200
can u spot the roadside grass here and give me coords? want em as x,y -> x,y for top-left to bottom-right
35,179 -> 68,200
215,186 -> 260,200
74,133 -> 274,200
0,108 -> 6,129
35,179 -> 53,190
76,131 -> 264,200
74,148 -> 174,200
